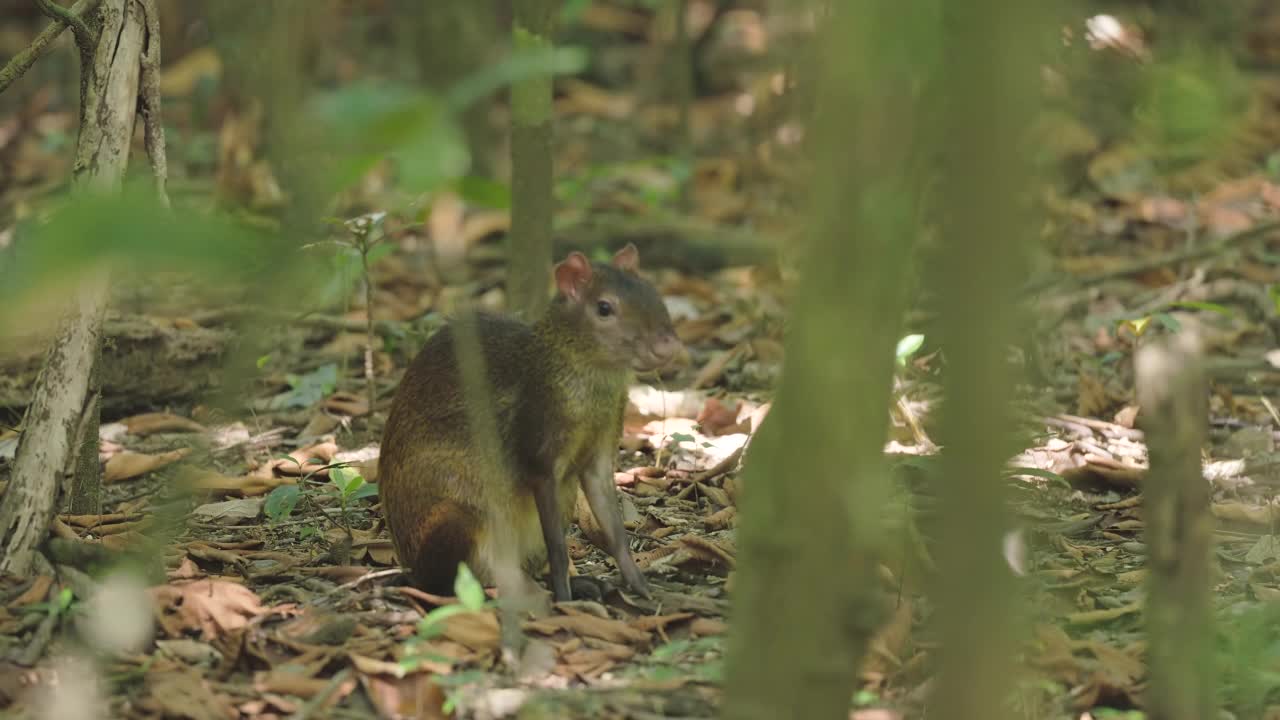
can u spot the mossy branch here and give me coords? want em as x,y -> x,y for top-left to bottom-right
0,0 -> 101,95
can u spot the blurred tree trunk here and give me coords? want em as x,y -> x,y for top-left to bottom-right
507,0 -> 557,317
926,0 -> 1043,716
0,0 -> 166,574
1137,333 -> 1214,720
401,0 -> 496,176
721,2 -> 932,718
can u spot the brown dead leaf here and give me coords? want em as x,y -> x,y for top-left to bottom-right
704,505 -> 737,530
689,618 -> 727,637
524,614 -> 651,645
679,535 -> 736,569
147,670 -> 234,720
629,613 -> 694,633
104,448 -> 191,483
1203,205 -> 1254,238
149,579 -> 266,641
323,391 -> 369,417
441,611 -> 501,652
697,397 -> 742,436
1213,500 -> 1280,526
120,412 -> 206,436
268,440 -> 339,476
358,666 -> 449,720
158,46 -> 222,97
557,78 -> 635,118
11,576 -> 54,607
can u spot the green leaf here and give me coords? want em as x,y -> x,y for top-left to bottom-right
1153,312 -> 1181,333
351,482 -> 379,501
329,466 -> 363,496
310,82 -> 469,195
266,363 -> 339,410
454,176 -> 512,209
1268,284 -> 1280,315
669,433 -> 696,444
895,333 -> 925,365
445,46 -> 588,111
265,485 -> 301,521
454,563 -> 486,610
418,603 -> 472,636
1167,300 -> 1232,316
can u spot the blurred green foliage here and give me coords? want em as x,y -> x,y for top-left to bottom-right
1134,49 -> 1248,172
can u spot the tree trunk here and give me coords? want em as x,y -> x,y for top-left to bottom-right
0,0 -> 159,575
927,0 -> 1043,715
721,3 -> 927,718
1137,332 -> 1215,720
507,0 -> 557,318
403,0 -> 496,176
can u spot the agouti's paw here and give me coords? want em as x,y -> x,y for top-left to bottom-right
619,559 -> 651,599
568,575 -> 606,602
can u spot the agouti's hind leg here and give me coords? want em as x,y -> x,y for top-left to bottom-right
399,499 -> 479,595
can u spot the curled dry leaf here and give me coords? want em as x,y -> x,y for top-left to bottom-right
147,670 -> 235,720
322,391 -> 369,417
104,448 -> 192,483
149,579 -> 266,641
121,412 -> 206,436
523,614 -> 651,646
358,668 -> 450,720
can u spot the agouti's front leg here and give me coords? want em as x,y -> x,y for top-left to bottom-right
581,449 -> 650,598
532,476 -> 573,602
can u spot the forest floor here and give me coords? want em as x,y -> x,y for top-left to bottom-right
3,7 -> 1280,720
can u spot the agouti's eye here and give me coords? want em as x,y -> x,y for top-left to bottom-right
596,300 -> 614,317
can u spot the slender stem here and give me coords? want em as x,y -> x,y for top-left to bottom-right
361,238 -> 377,424
35,0 -> 95,49
0,0 -> 101,95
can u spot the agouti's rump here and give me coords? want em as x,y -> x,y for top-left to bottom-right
379,245 -> 680,601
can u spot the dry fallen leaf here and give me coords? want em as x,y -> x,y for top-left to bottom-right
149,579 -> 266,640
120,412 -> 206,436
104,448 -> 192,483
524,614 -> 651,646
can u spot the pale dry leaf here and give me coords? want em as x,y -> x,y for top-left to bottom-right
104,448 -> 191,483
523,614 -> 651,645
149,579 -> 265,640
121,412 -> 206,436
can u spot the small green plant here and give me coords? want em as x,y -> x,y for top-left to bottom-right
400,563 -> 494,714
264,460 -> 378,546
22,586 -> 76,620
895,333 -> 925,366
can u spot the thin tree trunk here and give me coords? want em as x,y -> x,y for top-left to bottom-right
403,0 -> 495,176
507,0 -> 557,318
928,0 -> 1043,715
721,3 -> 928,718
0,0 -> 158,575
1137,332 -> 1215,720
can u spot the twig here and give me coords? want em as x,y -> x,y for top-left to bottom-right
290,668 -> 352,720
136,0 -> 169,207
0,0 -> 101,94
35,0 -> 95,48
1029,220 -> 1280,292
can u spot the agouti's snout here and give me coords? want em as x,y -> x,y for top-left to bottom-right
634,330 -> 682,372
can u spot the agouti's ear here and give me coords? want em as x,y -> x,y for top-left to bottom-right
554,252 -> 593,301
611,243 -> 640,273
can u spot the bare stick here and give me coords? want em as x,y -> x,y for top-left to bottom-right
0,0 -> 101,94
35,0 -> 95,48
137,0 -> 169,207
1137,331 -> 1215,720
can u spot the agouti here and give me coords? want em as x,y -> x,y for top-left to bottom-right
379,244 -> 681,602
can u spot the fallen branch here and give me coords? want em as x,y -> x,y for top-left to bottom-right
0,0 -> 102,94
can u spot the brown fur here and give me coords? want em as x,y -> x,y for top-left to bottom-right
379,247 -> 679,600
